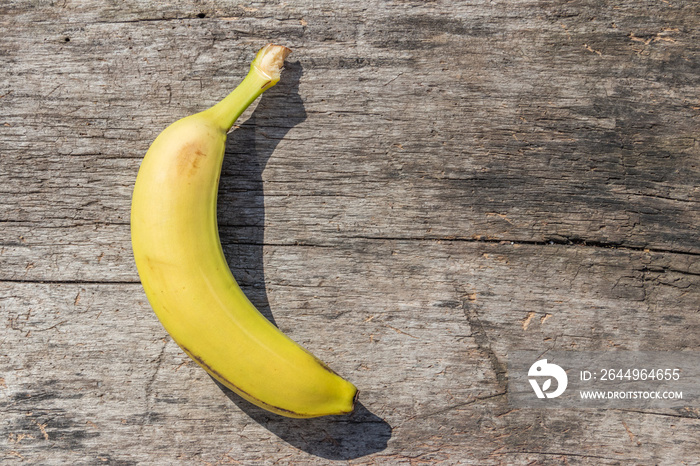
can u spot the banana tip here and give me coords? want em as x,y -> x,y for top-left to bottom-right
268,43 -> 292,60
256,44 -> 292,79
351,388 -> 360,412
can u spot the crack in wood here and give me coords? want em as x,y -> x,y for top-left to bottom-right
461,299 -> 508,392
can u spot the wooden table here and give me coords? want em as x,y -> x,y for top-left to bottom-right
2,1 -> 699,463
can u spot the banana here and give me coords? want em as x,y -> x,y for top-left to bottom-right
130,44 -> 357,418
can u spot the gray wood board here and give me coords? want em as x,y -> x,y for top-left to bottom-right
1,0 -> 699,464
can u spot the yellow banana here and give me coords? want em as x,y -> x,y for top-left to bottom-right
130,44 -> 357,418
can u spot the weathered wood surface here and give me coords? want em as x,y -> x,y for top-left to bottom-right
1,0 -> 699,463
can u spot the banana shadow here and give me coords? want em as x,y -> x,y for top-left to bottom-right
217,62 -> 392,460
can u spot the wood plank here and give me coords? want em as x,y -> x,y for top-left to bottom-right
3,241 -> 700,462
1,6 -> 698,251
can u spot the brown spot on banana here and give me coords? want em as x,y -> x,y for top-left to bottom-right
176,142 -> 207,176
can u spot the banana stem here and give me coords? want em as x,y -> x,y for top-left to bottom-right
205,44 -> 292,131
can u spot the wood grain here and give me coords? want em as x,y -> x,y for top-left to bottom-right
1,0 -> 699,463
